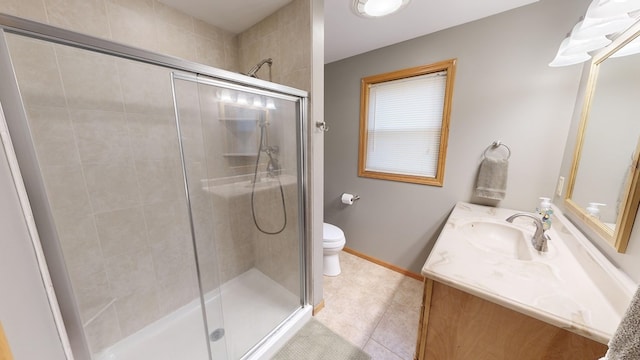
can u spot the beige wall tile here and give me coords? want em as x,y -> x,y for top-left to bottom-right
26,106 -> 80,167
150,236 -> 194,282
126,112 -> 181,163
71,269 -> 113,324
117,59 -> 174,115
142,199 -> 190,246
114,286 -> 160,336
6,35 -> 67,107
56,212 -> 104,277
155,268 -> 198,315
153,0 -> 193,32
41,165 -> 92,215
224,34 -> 240,72
195,35 -> 225,68
95,207 -> 149,258
106,0 -> 158,50
155,22 -> 197,62
84,162 -> 142,213
193,18 -> 226,41
45,0 -> 111,39
135,159 -> 184,204
104,247 -> 156,298
83,305 -> 122,353
56,46 -> 125,111
106,0 -> 153,14
0,0 -> 48,22
70,109 -> 132,164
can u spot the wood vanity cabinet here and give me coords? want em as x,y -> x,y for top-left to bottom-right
414,279 -> 608,360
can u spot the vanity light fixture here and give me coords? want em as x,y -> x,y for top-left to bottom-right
353,0 -> 410,18
572,14 -> 636,39
549,38 -> 592,67
588,0 -> 640,19
572,0 -> 637,40
549,0 -> 640,66
563,22 -> 612,54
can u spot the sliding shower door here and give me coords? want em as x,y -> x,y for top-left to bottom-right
171,73 -> 305,359
1,20 -> 307,360
0,33 -> 226,359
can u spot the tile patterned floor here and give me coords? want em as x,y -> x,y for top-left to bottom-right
314,251 -> 423,360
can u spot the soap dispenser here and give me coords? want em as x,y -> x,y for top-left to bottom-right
538,197 -> 551,212
586,203 -> 606,220
537,197 -> 553,230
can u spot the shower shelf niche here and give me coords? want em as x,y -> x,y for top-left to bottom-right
219,102 -> 266,157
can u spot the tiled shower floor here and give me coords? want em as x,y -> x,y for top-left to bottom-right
315,251 -> 423,360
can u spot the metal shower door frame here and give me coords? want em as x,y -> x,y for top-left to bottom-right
0,12 -> 310,360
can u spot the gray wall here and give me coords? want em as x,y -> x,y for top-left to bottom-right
324,0 -> 589,274
0,109 -> 67,359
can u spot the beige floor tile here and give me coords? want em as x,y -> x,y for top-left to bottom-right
316,250 -> 423,360
371,301 -> 420,360
364,339 -> 404,360
392,276 -> 423,308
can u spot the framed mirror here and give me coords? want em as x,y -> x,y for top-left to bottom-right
566,21 -> 640,253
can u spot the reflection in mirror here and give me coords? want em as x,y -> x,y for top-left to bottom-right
566,23 -> 640,253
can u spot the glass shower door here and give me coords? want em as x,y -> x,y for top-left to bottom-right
0,32 -> 226,360
171,73 -> 305,359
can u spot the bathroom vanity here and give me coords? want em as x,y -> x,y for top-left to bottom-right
414,202 -> 636,359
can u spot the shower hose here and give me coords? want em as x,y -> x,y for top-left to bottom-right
251,123 -> 287,235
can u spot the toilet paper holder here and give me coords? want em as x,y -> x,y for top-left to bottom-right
341,193 -> 361,205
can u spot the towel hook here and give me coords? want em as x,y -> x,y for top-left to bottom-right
483,140 -> 511,160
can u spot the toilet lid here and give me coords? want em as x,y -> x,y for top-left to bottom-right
323,223 -> 345,242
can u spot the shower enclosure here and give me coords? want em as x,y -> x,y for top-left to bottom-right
0,14 -> 309,360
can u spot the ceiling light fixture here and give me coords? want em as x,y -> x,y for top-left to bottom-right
353,0 -> 410,18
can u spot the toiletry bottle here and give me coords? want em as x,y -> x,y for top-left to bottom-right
537,197 -> 553,230
586,203 -> 606,220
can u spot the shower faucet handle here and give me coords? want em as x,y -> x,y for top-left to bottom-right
316,121 -> 329,132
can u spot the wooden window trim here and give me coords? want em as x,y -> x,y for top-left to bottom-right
358,59 -> 456,186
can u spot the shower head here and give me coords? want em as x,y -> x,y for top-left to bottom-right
246,58 -> 273,79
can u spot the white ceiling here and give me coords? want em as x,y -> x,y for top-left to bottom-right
159,0 -> 539,64
324,0 -> 539,63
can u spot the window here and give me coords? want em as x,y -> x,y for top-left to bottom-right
358,59 -> 456,186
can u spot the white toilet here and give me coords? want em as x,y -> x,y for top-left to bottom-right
323,223 -> 346,276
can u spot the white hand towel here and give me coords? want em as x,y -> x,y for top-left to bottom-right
474,157 -> 508,200
601,286 -> 640,360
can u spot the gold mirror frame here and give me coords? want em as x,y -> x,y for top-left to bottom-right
565,21 -> 640,253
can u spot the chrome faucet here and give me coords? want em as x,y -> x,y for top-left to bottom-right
505,213 -> 549,252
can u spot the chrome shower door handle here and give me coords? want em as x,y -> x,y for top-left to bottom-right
316,121 -> 329,132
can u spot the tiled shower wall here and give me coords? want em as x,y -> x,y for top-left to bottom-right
6,34 -> 206,353
0,0 -> 239,72
1,0 -> 311,354
238,0 -> 311,91
238,0 -> 310,295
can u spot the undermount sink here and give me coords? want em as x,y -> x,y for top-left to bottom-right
458,220 -> 533,261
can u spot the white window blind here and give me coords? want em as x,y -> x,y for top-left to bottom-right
365,70 -> 447,177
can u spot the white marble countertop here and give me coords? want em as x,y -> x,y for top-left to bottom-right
422,201 -> 636,344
